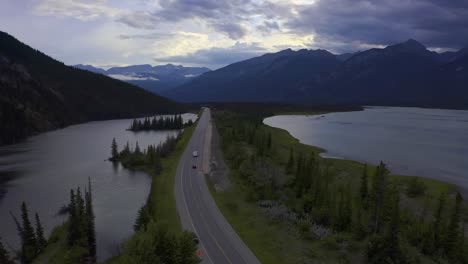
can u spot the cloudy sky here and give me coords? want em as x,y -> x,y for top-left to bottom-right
1,0 -> 467,69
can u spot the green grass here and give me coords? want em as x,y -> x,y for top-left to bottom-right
143,124 -> 195,233
208,176 -> 312,264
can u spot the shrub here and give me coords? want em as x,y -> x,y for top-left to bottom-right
406,177 -> 427,198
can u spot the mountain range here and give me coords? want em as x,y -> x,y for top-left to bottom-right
74,63 -> 210,94
0,31 -> 182,145
164,39 -> 468,109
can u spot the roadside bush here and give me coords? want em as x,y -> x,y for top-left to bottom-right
406,177 -> 427,198
321,236 -> 340,251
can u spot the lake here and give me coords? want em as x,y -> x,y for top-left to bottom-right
0,113 -> 197,261
264,107 -> 468,192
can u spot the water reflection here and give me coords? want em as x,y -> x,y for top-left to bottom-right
0,113 -> 197,261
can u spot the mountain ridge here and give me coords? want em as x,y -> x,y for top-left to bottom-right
165,39 -> 468,109
0,31 -> 182,145
74,63 -> 211,94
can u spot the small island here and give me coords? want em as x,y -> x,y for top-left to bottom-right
128,115 -> 193,131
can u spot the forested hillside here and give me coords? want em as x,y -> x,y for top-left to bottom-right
0,31 -> 182,145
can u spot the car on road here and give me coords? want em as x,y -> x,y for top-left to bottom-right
192,165 -> 197,169
192,151 -> 198,157
192,233 -> 199,244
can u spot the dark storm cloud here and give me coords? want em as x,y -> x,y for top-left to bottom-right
288,0 -> 468,51
210,22 -> 247,39
257,21 -> 280,34
117,0 -> 263,39
154,42 -> 266,69
116,0 -> 292,40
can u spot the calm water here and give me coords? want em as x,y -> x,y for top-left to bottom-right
0,114 -> 197,261
264,107 -> 468,191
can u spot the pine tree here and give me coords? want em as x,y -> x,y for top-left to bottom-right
134,204 -> 151,231
75,188 -> 86,246
85,178 -> 97,262
353,207 -> 366,240
20,202 -> 38,262
177,231 -> 200,264
385,193 -> 402,262
111,138 -> 119,160
34,213 -> 47,253
68,189 -> 77,247
0,238 -> 14,264
135,141 -> 141,155
294,154 -> 304,198
370,162 -> 388,233
360,164 -> 368,208
434,192 -> 447,252
154,153 -> 162,175
445,192 -> 463,260
267,132 -> 272,150
286,148 -> 294,174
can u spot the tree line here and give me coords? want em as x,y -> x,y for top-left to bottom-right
4,178 -> 97,264
106,130 -> 200,263
216,110 -> 467,263
67,177 -> 97,263
128,115 -> 193,132
6,202 -> 47,263
109,132 -> 181,170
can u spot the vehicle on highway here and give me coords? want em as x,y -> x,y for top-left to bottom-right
192,233 -> 199,244
192,165 -> 197,169
192,151 -> 198,157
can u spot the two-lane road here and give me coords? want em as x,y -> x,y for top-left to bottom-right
175,108 -> 260,264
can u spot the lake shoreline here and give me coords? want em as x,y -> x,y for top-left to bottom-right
264,108 -> 468,199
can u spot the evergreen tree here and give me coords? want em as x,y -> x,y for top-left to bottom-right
135,141 -> 141,155
294,154 -> 304,197
370,162 -> 388,233
85,178 -> 97,262
0,238 -> 14,264
153,153 -> 162,174
286,148 -> 294,174
20,202 -> 38,263
385,193 -> 403,262
267,132 -> 272,150
121,141 -> 131,158
353,207 -> 366,240
111,137 -> 119,160
360,164 -> 368,208
134,204 -> 152,231
445,192 -> 463,260
34,213 -> 47,253
177,231 -> 201,264
68,189 -> 78,247
73,187 -> 86,247
434,192 -> 447,252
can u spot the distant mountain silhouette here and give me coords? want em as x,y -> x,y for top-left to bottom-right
166,39 -> 468,109
165,48 -> 340,102
0,31 -> 182,145
74,63 -> 210,94
74,64 -> 107,74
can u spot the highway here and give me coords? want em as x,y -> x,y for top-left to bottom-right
175,108 -> 260,264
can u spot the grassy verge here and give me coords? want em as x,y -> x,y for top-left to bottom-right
141,124 -> 195,233
208,178 -> 314,263
208,109 -> 465,264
